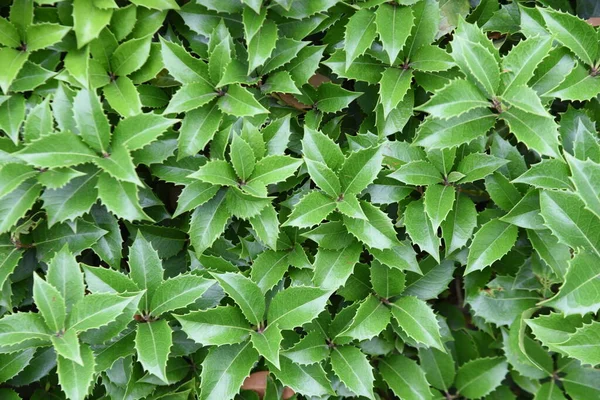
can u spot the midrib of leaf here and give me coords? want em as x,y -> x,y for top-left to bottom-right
146,322 -> 161,372
333,347 -> 370,395
380,358 -> 427,400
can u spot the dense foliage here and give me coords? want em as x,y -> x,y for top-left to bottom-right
1,0 -> 600,399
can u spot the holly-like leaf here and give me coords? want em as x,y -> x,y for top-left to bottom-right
267,286 -> 330,330
149,274 -> 213,316
312,241 -> 362,290
339,145 -> 383,196
283,191 -> 336,228
375,3 -> 413,65
337,295 -> 391,341
250,324 -> 283,368
390,296 -> 444,350
189,190 -> 231,255
417,78 -> 489,119
135,319 -> 172,383
212,272 -> 265,326
199,342 -> 258,400
455,357 -> 508,399
380,354 -> 434,400
466,219 -> 518,274
405,199 -> 440,262
331,345 -> 374,399
343,201 -> 398,250
56,343 -> 96,400
33,274 -> 66,333
176,306 -> 251,346
67,293 -> 139,333
344,9 -> 377,68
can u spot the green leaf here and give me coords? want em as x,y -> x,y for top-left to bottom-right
178,103 -> 222,160
500,189 -> 545,230
485,172 -> 522,211
540,190 -> 600,258
0,312 -> 51,347
547,63 -> 600,101
343,201 -> 398,250
501,35 -> 553,94
375,3 -> 413,65
56,343 -> 95,400
159,38 -> 211,86
0,48 -> 28,94
46,246 -> 85,311
0,18 -> 21,48
405,199 -> 440,262
25,23 -> 69,52
390,295 -> 444,350
250,250 -> 289,293
344,9 -> 377,68
247,20 -> 278,73
129,232 -> 163,310
380,354 -> 434,400
97,173 -> 151,222
410,44 -> 455,72
165,82 -> 218,114
103,76 -> 142,117
230,134 -> 255,181
539,8 -> 598,66
304,158 -> 341,198
267,286 -> 330,330
190,160 -> 238,187
73,88 -> 111,154
419,347 -> 455,392
199,342 -> 258,400
261,71 -> 301,94
397,0 -> 431,49
0,348 -> 35,383
302,126 -> 345,171
554,321 -> 600,367
176,306 -> 251,346
212,272 -> 265,326
0,163 -> 36,200
135,319 -> 172,383
130,0 -> 179,10
456,153 -> 509,183
112,113 -> 177,152
217,84 -> 268,117
67,293 -> 138,333
110,36 -> 151,76
379,68 -> 412,118
189,190 -> 231,255
281,330 -> 328,365
316,82 -> 361,113
41,168 -> 99,227
417,78 -> 489,119
73,0 -> 112,48
455,357 -> 508,399
23,97 -> 53,143
370,242 -> 420,274
0,94 -> 25,144
312,241 -> 362,290
565,153 -> 600,219
283,191 -> 336,228
466,219 -> 518,274
33,274 -> 66,333
451,35 -> 499,97
338,295 -> 391,341
542,251 -> 600,315
389,160 -> 442,185
424,184 -> 455,230
82,264 -> 138,294
371,261 -> 406,298
150,274 -> 213,316
0,180 -> 42,234
270,356 -> 333,397
93,145 -> 141,186
339,145 -> 383,196
331,345 -> 374,399
500,107 -> 560,158
250,324 -> 283,368
51,329 -> 82,365
414,108 -> 496,149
